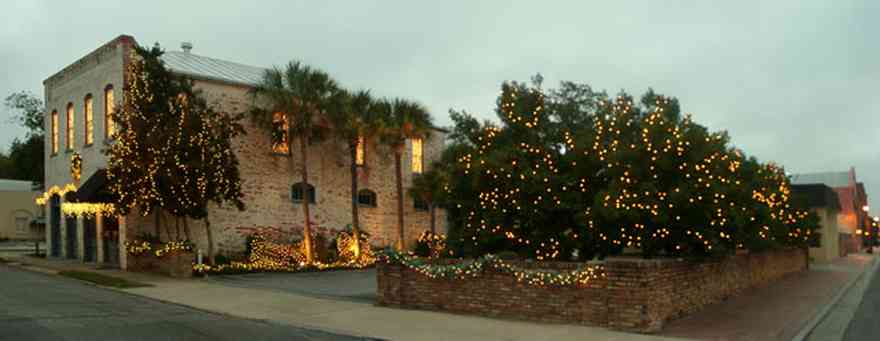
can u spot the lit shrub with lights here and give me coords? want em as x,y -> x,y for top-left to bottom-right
414,231 -> 447,258
442,78 -> 820,260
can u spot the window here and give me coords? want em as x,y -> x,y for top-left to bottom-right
66,103 -> 74,150
51,110 -> 59,154
355,136 -> 366,166
414,197 -> 429,211
358,189 -> 377,207
291,182 -> 315,204
104,85 -> 115,139
272,112 -> 290,154
411,138 -> 423,173
84,94 -> 94,145
15,217 -> 28,233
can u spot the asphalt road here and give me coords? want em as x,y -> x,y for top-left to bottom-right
844,265 -> 880,341
0,265 -> 372,341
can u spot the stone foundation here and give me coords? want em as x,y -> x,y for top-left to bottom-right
377,248 -> 808,333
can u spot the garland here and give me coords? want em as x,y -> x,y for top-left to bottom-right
125,240 -> 194,258
379,249 -> 605,287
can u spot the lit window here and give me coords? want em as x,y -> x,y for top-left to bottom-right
51,110 -> 59,154
272,112 -> 289,154
291,182 -> 315,204
104,85 -> 115,139
355,136 -> 366,166
84,94 -> 94,145
358,189 -> 377,207
66,103 -> 74,150
411,138 -> 423,173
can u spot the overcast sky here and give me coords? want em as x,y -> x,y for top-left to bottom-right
1,1 -> 877,215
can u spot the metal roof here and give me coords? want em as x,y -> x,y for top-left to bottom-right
790,184 -> 841,210
0,179 -> 36,192
789,171 -> 851,188
162,51 -> 266,87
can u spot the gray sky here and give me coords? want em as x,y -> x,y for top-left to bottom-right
1,1 -> 877,215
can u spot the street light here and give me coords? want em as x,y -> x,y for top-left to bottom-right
864,205 -> 871,212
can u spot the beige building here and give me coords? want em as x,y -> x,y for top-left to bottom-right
41,35 -> 446,268
0,179 -> 42,241
791,184 -> 843,263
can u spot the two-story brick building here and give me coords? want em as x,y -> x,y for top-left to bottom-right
40,35 -> 446,269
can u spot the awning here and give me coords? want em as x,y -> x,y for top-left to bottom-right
75,169 -> 111,202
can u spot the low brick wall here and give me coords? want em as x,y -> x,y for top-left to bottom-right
377,248 -> 807,333
127,252 -> 195,278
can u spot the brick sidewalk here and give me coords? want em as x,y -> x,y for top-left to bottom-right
660,253 -> 875,341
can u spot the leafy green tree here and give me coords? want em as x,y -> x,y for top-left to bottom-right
249,61 -> 339,263
408,163 -> 447,233
3,91 -> 45,188
325,89 -> 383,258
4,91 -> 45,135
376,98 -> 434,250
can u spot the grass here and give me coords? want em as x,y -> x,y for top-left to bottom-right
58,270 -> 153,288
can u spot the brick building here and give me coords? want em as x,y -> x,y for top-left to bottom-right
40,35 -> 446,269
790,167 -> 870,256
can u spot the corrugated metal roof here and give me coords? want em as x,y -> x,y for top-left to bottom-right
791,184 -> 841,210
162,51 -> 266,87
0,179 -> 36,192
789,171 -> 851,188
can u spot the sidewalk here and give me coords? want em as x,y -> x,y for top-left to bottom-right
5,253 -> 876,341
660,253 -> 876,341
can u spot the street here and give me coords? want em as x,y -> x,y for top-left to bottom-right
0,265 -> 371,341
844,266 -> 880,340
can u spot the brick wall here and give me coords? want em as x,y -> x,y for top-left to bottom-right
377,248 -> 808,333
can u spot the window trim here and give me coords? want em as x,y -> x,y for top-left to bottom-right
66,103 -> 74,151
357,189 -> 377,208
355,136 -> 366,166
84,94 -> 94,147
411,137 -> 424,174
291,182 -> 316,204
104,84 -> 115,141
50,110 -> 59,156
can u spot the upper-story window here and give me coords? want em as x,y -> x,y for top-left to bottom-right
51,110 -> 59,155
291,182 -> 316,204
355,136 -> 366,166
66,103 -> 75,151
272,112 -> 290,154
104,85 -> 115,139
84,94 -> 94,146
411,138 -> 423,173
358,189 -> 377,207
414,197 -> 429,211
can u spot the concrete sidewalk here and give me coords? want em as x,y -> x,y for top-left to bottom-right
5,253 -> 876,341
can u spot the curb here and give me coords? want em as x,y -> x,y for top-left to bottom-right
791,254 -> 880,341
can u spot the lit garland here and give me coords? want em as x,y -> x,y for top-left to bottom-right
194,231 -> 377,274
35,183 -> 77,205
125,239 -> 194,257
379,249 -> 606,287
61,202 -> 116,217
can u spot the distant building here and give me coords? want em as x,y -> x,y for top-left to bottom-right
0,179 -> 42,241
40,35 -> 446,268
790,184 -> 842,262
790,167 -> 870,256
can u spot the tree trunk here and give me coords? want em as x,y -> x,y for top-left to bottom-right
395,150 -> 405,250
175,216 -> 181,240
154,209 -> 161,241
183,218 -> 191,240
161,211 -> 173,242
205,214 -> 215,265
429,204 -> 436,234
349,140 -> 361,258
300,135 -> 314,263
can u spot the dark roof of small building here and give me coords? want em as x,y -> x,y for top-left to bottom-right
791,184 -> 841,210
789,171 -> 851,188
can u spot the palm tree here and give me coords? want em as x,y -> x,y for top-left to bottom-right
325,89 -> 383,258
408,163 -> 446,234
376,98 -> 433,250
249,61 -> 339,263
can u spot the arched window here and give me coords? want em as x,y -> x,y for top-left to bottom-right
66,103 -> 75,150
272,112 -> 289,154
50,110 -> 59,155
414,197 -> 429,211
84,94 -> 94,146
411,138 -> 423,173
358,189 -> 377,207
355,136 -> 366,166
291,182 -> 315,204
104,85 -> 115,139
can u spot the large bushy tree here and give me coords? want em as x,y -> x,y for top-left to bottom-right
443,78 -> 820,260
2,91 -> 45,188
107,44 -> 245,260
